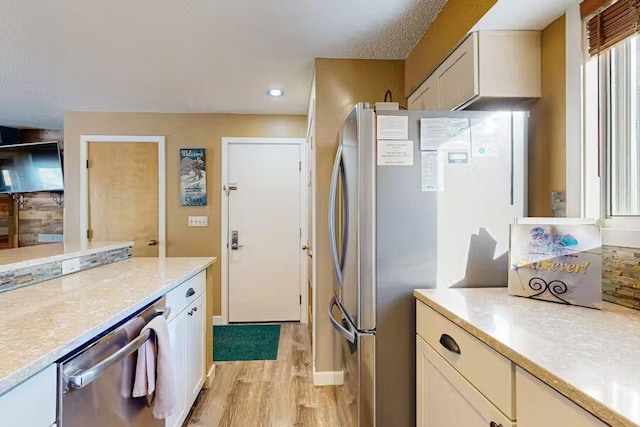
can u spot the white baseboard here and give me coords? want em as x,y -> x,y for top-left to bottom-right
204,364 -> 216,389
313,370 -> 344,386
212,315 -> 226,325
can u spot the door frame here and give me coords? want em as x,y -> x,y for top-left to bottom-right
220,137 -> 308,325
79,135 -> 166,257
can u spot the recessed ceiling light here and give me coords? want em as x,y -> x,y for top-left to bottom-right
267,88 -> 284,97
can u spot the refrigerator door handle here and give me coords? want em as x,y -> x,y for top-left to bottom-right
339,155 -> 349,273
328,297 -> 356,344
328,145 -> 344,287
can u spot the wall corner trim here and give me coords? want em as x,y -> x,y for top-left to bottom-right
313,370 -> 344,386
565,4 -> 584,217
204,364 -> 216,389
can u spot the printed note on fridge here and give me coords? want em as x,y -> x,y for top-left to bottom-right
420,118 -> 470,151
377,115 -> 409,140
377,140 -> 414,166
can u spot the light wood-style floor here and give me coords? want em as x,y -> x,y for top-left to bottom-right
185,323 -> 343,427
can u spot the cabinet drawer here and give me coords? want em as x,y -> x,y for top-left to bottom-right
166,271 -> 206,320
516,367 -> 606,427
0,364 -> 57,426
417,302 -> 514,419
417,336 -> 515,427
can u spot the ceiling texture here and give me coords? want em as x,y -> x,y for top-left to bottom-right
0,0 -> 447,129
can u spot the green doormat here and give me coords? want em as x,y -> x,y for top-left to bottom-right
213,324 -> 281,362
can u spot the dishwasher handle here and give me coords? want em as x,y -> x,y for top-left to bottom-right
66,307 -> 171,390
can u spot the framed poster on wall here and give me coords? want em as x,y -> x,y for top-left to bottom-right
180,148 -> 207,206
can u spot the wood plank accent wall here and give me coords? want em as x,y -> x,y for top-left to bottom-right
1,128 -> 66,247
0,196 -> 14,249
18,193 -> 64,247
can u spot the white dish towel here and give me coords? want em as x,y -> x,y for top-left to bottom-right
132,314 -> 176,419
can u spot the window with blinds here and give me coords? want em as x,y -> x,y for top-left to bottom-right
585,0 -> 640,56
607,35 -> 640,216
583,1 -> 640,218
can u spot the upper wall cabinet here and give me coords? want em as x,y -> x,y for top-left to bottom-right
408,31 -> 541,111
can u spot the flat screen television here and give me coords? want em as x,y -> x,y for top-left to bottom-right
0,141 -> 64,194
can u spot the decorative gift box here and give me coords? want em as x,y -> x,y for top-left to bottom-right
508,219 -> 602,309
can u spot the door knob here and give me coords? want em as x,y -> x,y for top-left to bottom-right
147,239 -> 158,246
231,230 -> 243,250
302,245 -> 309,250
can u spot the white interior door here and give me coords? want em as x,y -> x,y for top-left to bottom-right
228,143 -> 302,322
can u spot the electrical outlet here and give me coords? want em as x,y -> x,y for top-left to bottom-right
62,258 -> 80,275
37,234 -> 64,243
188,216 -> 208,227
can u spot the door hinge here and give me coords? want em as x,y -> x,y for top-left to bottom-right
299,228 -> 302,239
86,159 -> 91,168
87,229 -> 93,239
300,295 -> 302,305
299,161 -> 302,171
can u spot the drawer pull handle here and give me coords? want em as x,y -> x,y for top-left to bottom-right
186,288 -> 195,297
439,334 -> 461,355
489,422 -> 502,427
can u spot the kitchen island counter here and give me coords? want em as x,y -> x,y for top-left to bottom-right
0,256 -> 215,395
415,288 -> 640,427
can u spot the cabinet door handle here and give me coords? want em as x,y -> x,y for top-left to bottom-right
489,422 -> 502,427
188,309 -> 193,316
193,306 -> 198,312
439,334 -> 461,355
186,288 -> 195,297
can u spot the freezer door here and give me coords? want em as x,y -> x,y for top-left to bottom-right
330,103 -> 376,331
333,104 -> 375,330
329,297 -> 376,427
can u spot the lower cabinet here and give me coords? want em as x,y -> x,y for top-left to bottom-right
186,294 -> 206,404
516,368 -> 606,427
416,300 -> 609,427
166,272 -> 207,427
416,336 -> 514,427
166,310 -> 188,427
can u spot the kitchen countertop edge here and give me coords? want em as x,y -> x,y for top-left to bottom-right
414,290 -> 635,427
0,257 -> 216,396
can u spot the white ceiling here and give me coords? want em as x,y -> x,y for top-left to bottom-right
0,0 -> 448,129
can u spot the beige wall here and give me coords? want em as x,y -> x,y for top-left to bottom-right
314,59 -> 405,372
529,16 -> 567,216
64,112 -> 306,370
404,0 -> 497,96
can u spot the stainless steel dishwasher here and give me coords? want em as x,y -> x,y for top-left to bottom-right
58,297 -> 170,427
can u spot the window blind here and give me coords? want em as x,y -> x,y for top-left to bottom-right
586,0 -> 640,56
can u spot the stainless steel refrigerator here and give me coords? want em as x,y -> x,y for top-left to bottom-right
327,103 -> 527,427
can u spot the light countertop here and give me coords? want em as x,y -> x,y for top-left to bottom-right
0,256 -> 216,395
414,288 -> 640,427
0,241 -> 133,273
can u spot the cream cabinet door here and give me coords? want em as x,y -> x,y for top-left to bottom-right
436,34 -> 478,110
409,76 -> 440,111
186,294 -> 206,405
516,368 -> 607,427
417,336 -> 514,427
166,310 -> 187,427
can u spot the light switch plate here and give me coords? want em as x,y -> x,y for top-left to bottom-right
62,258 -> 80,275
188,216 -> 208,227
